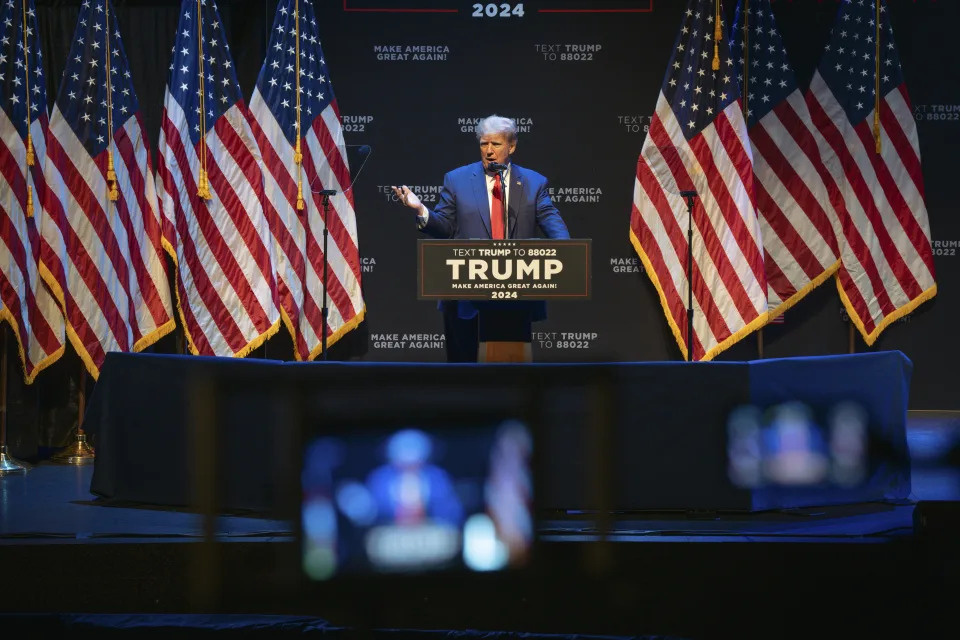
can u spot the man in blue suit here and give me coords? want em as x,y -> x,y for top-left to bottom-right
394,115 -> 570,362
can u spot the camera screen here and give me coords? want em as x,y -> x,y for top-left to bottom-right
726,400 -> 874,489
301,419 -> 534,581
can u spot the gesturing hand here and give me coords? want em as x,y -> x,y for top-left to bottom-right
392,185 -> 423,213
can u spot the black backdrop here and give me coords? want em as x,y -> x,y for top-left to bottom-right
5,0 -> 958,456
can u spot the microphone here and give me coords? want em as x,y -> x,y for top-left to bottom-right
486,161 -> 508,173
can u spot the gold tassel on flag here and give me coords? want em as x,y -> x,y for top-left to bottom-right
197,169 -> 212,200
26,134 -> 34,166
296,140 -> 305,212
26,186 -> 33,218
107,150 -> 119,201
712,0 -> 722,71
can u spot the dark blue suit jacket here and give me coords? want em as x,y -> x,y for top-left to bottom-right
420,161 -> 570,241
420,161 -> 570,321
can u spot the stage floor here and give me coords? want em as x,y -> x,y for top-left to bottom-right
0,411 -> 957,640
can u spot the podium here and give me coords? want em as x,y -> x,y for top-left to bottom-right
475,301 -> 546,363
417,238 -> 592,364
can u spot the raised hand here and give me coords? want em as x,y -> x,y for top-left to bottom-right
392,185 -> 423,213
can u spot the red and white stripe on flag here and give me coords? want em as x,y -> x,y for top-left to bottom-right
249,96 -> 365,361
36,0 -> 174,379
630,0 -> 768,361
730,0 -> 843,319
248,0 -> 363,361
0,113 -> 65,382
158,0 -> 280,358
804,0 -> 936,344
0,0 -> 64,382
40,110 -> 176,378
631,95 -> 769,362
808,77 -> 936,343
751,92 -> 845,315
158,97 -> 282,358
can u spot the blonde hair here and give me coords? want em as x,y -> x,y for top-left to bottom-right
475,115 -> 517,143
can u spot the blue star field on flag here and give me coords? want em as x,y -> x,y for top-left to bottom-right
817,0 -> 903,126
254,0 -> 334,146
167,0 -> 242,145
0,0 -> 45,138
730,0 -> 799,128
55,0 -> 138,158
661,0 -> 740,140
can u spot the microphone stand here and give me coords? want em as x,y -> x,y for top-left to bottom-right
680,190 -> 698,362
315,188 -> 336,360
497,166 -> 509,239
308,145 -> 371,360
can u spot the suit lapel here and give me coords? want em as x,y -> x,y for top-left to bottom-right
508,165 -> 524,239
471,163 -> 492,238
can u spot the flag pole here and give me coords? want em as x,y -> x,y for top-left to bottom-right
53,0 -> 115,466
0,324 -> 30,474
20,0 -> 34,218
740,0 -> 763,359
196,0 -> 211,200
294,0 -> 304,211
292,0 -> 332,358
873,0 -> 882,154
104,0 -> 118,201
2,2 -> 36,474
51,362 -> 95,464
712,0 -> 722,70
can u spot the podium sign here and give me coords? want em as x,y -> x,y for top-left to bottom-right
418,239 -> 591,300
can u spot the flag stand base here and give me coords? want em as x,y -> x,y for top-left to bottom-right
51,431 -> 95,465
0,445 -> 30,475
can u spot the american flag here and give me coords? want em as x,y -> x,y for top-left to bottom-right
40,0 -> 174,378
158,0 -> 281,358
806,0 -> 936,343
630,0 -> 768,361
731,0 -> 842,317
0,0 -> 64,382
250,0 -> 364,361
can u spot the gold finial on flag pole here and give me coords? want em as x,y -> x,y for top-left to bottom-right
196,0 -> 212,200
712,0 -> 722,71
294,0 -> 305,211
873,0 -> 882,154
104,0 -> 119,201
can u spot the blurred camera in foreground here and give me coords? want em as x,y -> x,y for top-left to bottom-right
301,420 -> 534,581
727,400 -> 871,489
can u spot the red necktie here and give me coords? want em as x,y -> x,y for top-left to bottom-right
491,173 -> 505,240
